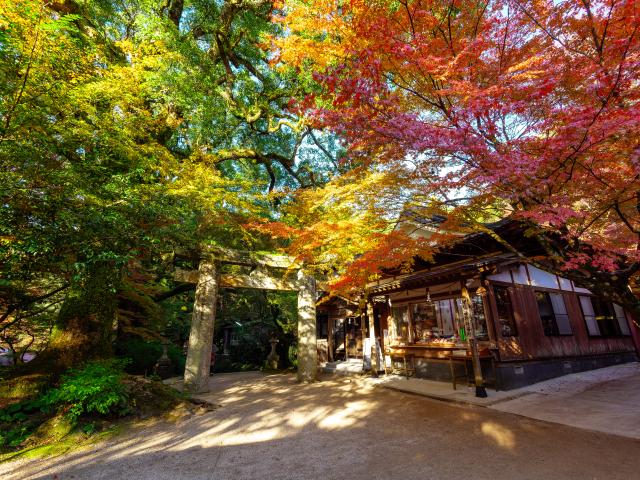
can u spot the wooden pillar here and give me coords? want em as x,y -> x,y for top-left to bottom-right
184,260 -> 219,393
328,317 -> 334,362
367,301 -> 380,376
344,318 -> 349,361
461,284 -> 487,397
360,302 -> 368,367
297,271 -> 317,382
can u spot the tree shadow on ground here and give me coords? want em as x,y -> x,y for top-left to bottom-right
4,372 -> 639,480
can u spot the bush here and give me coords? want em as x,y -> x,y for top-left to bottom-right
0,398 -> 47,448
40,359 -> 130,423
0,422 -> 37,448
288,344 -> 298,368
167,343 -> 186,374
114,339 -> 161,375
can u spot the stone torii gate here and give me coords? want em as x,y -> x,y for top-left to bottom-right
176,247 -> 317,392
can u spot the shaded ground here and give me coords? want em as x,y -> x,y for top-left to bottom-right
1,372 -> 638,480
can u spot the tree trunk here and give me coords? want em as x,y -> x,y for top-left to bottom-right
31,261 -> 121,373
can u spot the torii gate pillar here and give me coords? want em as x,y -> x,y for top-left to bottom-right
184,260 -> 219,393
296,270 -> 317,383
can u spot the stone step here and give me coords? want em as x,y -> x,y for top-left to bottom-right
322,359 -> 364,375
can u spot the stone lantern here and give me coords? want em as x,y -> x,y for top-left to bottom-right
266,337 -> 279,370
154,338 -> 173,379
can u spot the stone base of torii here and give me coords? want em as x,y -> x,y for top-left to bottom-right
175,247 -> 317,393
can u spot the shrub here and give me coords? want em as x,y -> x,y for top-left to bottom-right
288,344 -> 298,368
167,343 -> 186,374
41,359 -> 130,423
0,398 -> 47,448
212,355 -> 233,373
0,423 -> 36,448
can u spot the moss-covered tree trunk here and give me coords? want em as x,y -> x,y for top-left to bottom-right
43,261 -> 121,371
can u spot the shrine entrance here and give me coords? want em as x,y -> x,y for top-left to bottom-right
176,247 -> 317,393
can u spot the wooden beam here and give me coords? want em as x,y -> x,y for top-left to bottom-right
367,302 -> 380,376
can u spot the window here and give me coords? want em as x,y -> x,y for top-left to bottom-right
494,286 -> 518,337
437,299 -> 457,336
412,302 -> 438,341
453,296 -> 488,340
316,315 -> 328,339
528,266 -> 560,289
613,304 -> 632,336
578,296 -> 631,337
535,291 -> 572,336
471,295 -> 489,340
390,305 -> 410,342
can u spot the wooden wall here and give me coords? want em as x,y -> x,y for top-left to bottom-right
487,281 -> 636,361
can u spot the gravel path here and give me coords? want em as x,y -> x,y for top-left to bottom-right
2,372 -> 638,480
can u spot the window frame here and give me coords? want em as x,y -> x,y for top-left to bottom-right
316,315 -> 329,339
577,295 -> 631,338
411,301 -> 440,341
534,290 -> 573,337
390,304 -> 411,343
492,284 -> 518,337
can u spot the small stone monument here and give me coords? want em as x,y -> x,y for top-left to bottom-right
266,337 -> 279,370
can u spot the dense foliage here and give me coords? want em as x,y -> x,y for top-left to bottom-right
0,0 -> 339,369
0,359 -> 186,451
214,288 -> 299,370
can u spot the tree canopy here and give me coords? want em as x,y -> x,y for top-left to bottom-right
0,0 -> 339,365
1,0 -> 640,365
271,0 -> 640,317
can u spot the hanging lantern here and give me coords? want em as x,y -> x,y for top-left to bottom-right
425,287 -> 432,304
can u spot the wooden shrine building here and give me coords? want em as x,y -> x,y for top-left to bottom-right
320,219 -> 640,390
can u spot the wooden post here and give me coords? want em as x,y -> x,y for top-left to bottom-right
461,284 -> 487,398
297,271 -> 317,382
328,317 -> 334,362
184,260 -> 219,393
360,300 -> 368,368
367,301 -> 380,376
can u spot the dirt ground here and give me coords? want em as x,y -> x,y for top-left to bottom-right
2,372 -> 639,480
